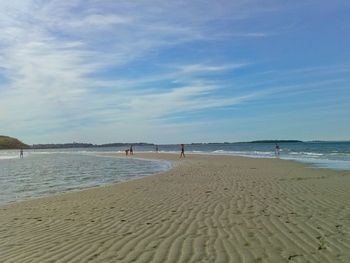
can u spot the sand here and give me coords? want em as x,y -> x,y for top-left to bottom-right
0,153 -> 349,263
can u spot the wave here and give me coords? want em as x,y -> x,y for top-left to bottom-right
0,155 -> 19,160
0,150 -> 22,160
210,150 -> 275,158
161,150 -> 350,170
282,156 -> 350,170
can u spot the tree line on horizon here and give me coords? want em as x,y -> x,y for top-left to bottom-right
1,135 -> 308,150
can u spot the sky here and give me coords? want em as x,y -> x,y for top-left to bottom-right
0,0 -> 349,144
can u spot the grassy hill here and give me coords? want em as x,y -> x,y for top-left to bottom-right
0,135 -> 29,149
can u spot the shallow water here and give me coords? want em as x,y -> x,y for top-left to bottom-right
0,152 -> 170,206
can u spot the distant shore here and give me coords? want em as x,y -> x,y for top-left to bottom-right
29,140 -> 304,149
1,153 -> 349,262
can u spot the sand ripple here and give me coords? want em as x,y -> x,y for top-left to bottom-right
1,154 -> 350,262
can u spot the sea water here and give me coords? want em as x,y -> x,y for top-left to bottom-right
0,151 -> 170,206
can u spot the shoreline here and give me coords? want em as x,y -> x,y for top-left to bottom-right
1,153 -> 349,262
2,147 -> 350,172
0,152 -> 331,208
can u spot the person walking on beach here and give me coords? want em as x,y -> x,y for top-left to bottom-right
180,144 -> 185,158
129,145 -> 134,155
155,145 -> 159,152
20,148 -> 24,159
275,143 -> 280,158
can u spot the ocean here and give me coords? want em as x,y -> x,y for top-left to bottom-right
1,141 -> 349,205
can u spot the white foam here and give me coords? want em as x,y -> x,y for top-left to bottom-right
0,155 -> 18,160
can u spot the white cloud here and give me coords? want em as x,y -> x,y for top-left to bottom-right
0,0 -> 286,143
178,63 -> 248,74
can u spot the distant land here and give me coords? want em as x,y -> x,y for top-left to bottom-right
6,137 -> 346,150
249,140 -> 303,143
0,135 -> 30,149
190,140 -> 304,145
1,137 -> 306,150
32,141 -> 304,149
31,142 -> 154,149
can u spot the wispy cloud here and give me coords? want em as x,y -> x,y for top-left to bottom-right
0,0 -> 349,143
177,63 -> 248,74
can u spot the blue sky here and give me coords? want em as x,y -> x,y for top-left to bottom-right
0,0 -> 349,144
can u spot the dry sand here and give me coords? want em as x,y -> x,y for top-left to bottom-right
0,153 -> 350,263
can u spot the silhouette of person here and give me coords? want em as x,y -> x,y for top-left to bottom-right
275,144 -> 280,158
20,149 -> 24,159
130,145 -> 133,155
155,145 -> 159,152
180,144 -> 185,158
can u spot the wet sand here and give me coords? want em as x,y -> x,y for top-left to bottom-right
1,153 -> 349,262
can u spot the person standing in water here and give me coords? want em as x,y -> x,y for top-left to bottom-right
180,144 -> 185,158
20,148 -> 24,159
129,145 -> 134,155
275,143 -> 280,158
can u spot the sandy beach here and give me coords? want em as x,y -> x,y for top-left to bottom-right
1,153 -> 349,263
